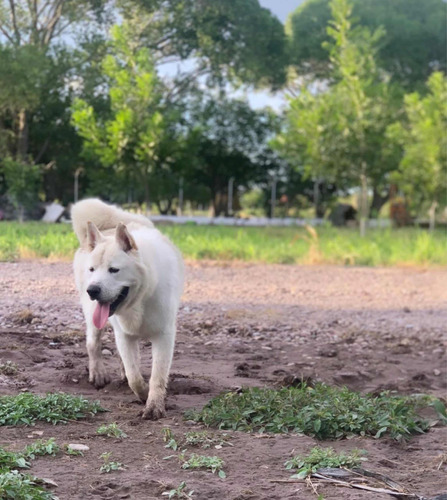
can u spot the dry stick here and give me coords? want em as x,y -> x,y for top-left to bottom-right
312,473 -> 421,498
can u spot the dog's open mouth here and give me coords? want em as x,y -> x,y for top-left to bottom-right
92,286 -> 129,329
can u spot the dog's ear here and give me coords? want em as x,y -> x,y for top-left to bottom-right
116,223 -> 138,252
86,221 -> 104,251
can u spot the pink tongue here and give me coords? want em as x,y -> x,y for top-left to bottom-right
93,302 -> 110,329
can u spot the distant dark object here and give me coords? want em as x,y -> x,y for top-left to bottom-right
329,204 -> 357,227
0,195 -> 45,221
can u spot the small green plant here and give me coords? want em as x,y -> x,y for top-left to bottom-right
23,439 -> 59,460
185,383 -> 446,440
163,428 -> 179,451
0,360 -> 19,376
0,470 -> 57,500
99,452 -> 125,473
184,431 -> 230,449
0,392 -> 105,426
65,447 -> 84,457
0,439 -> 59,470
285,447 -> 367,479
97,422 -> 127,439
182,454 -> 226,478
162,481 -> 194,499
0,440 -> 59,499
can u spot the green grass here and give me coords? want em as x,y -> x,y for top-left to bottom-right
184,383 -> 446,441
285,447 -> 366,479
0,392 -> 105,426
0,221 -> 445,266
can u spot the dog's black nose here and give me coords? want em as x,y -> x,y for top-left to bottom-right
87,285 -> 101,300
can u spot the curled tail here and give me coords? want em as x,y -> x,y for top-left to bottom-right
71,198 -> 153,246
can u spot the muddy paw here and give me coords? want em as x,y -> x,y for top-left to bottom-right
141,401 -> 166,420
89,368 -> 111,388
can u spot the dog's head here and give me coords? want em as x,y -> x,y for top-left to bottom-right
84,221 -> 139,329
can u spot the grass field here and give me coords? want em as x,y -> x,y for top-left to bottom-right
0,221 -> 445,266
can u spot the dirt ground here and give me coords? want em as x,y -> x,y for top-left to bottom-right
0,260 -> 446,500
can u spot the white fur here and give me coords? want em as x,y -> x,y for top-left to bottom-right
72,199 -> 184,419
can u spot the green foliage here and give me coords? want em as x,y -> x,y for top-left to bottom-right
185,383 -> 445,440
0,360 -> 19,376
0,440 -> 60,500
181,454 -> 226,478
162,481 -> 194,499
162,428 -> 179,451
96,423 -> 127,439
288,0 -> 446,88
0,392 -> 104,426
0,471 -> 57,500
99,452 -> 125,473
285,447 -> 366,479
184,431 -> 230,449
387,72 -> 447,214
1,158 -> 42,215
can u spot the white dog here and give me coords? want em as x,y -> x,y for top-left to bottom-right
72,199 -> 184,419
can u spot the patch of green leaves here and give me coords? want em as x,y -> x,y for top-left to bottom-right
96,423 -> 127,439
0,440 -> 59,499
162,428 -> 179,451
0,471 -> 57,500
162,481 -> 194,499
0,439 -> 59,471
285,447 -> 367,479
99,452 -> 125,473
0,361 -> 19,376
0,392 -> 105,426
182,454 -> 226,478
183,431 -> 231,449
185,383 -> 446,440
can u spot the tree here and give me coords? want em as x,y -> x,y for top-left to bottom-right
185,96 -> 280,216
71,23 -> 169,211
120,0 -> 289,93
288,0 -> 446,89
276,0 -> 392,233
386,72 -> 447,230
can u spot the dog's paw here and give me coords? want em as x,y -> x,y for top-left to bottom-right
89,368 -> 111,389
141,400 -> 166,420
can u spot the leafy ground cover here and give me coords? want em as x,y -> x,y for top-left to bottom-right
185,383 -> 446,440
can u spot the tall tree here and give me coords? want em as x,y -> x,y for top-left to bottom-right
288,0 -> 446,89
386,72 -> 447,230
71,23 -> 169,210
185,96 -> 280,216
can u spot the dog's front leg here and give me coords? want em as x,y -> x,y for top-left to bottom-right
114,327 -> 148,402
81,299 -> 111,388
142,328 -> 175,420
85,323 -> 111,388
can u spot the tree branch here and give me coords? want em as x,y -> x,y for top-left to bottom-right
9,0 -> 21,44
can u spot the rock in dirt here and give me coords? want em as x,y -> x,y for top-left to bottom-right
68,444 -> 90,452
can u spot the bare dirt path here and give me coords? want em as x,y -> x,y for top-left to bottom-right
0,261 -> 446,499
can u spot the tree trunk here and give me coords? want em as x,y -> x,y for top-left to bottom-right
359,172 -> 369,237
428,201 -> 438,232
17,109 -> 29,162
143,171 -> 150,215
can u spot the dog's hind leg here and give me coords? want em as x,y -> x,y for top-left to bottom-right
114,328 -> 148,402
142,326 -> 175,420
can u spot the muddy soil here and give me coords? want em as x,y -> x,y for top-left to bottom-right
0,261 -> 446,500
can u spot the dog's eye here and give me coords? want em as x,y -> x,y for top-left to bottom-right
89,267 -> 94,272
109,267 -> 119,274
